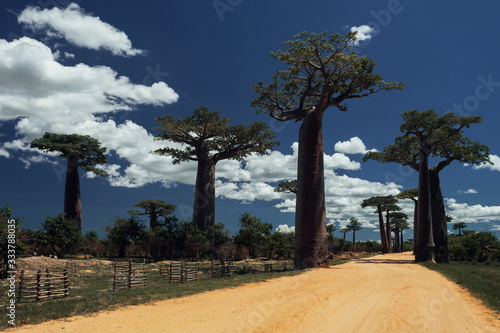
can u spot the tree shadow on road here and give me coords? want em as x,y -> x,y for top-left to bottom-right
354,258 -> 415,265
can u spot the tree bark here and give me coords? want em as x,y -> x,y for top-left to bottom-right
412,200 -> 418,254
429,169 -> 449,263
385,211 -> 393,253
415,150 -> 435,262
352,230 -> 356,252
64,153 -> 82,233
294,111 -> 328,269
400,229 -> 404,252
394,227 -> 400,253
378,206 -> 390,253
192,158 -> 216,231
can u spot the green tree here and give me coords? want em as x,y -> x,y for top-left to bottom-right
233,213 -> 273,258
326,223 -> 337,242
381,198 -> 400,252
154,107 -> 278,232
252,31 -> 404,269
105,216 -> 146,257
31,133 -> 108,232
340,227 -> 350,241
396,188 -> 418,253
0,206 -> 26,277
346,217 -> 363,251
129,199 -> 177,230
453,222 -> 467,237
274,180 -> 297,195
364,110 -> 490,263
389,212 -> 409,253
361,196 -> 395,253
41,213 -> 81,257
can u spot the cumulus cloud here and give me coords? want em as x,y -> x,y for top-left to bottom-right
472,154 -> 500,172
17,3 -> 144,56
446,198 -> 500,223
350,25 -> 375,45
458,189 -> 478,194
275,224 -> 295,234
334,137 -> 376,155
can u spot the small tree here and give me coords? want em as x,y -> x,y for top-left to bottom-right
453,222 -> 467,237
154,107 -> 278,231
389,212 -> 408,253
252,31 -> 404,269
129,199 -> 176,230
105,216 -> 146,257
346,218 -> 363,251
41,213 -> 81,257
340,227 -> 350,241
31,133 -> 108,232
396,188 -> 418,252
233,213 -> 272,258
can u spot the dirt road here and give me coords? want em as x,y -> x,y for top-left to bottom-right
7,252 -> 500,332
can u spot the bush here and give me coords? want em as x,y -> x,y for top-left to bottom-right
449,232 -> 499,262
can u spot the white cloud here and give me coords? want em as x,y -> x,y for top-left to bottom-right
491,224 -> 500,231
472,154 -> 500,172
334,137 -> 376,155
446,198 -> 500,223
18,3 -> 144,57
275,224 -> 295,234
458,189 -> 478,194
350,25 -> 375,45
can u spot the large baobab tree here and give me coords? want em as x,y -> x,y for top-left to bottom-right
31,133 -> 108,232
364,110 -> 490,262
361,196 -> 395,253
153,106 -> 278,231
129,199 -> 176,230
396,188 -> 418,253
346,217 -> 363,251
252,31 -> 404,269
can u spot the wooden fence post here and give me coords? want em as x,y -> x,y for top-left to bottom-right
18,270 -> 24,303
36,270 -> 41,302
45,269 -> 51,299
128,259 -> 132,289
64,269 -> 69,297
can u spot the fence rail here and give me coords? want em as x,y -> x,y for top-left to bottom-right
211,259 -> 234,278
18,269 -> 69,303
113,259 -> 146,291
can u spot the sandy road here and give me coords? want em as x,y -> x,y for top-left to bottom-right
7,252 -> 500,333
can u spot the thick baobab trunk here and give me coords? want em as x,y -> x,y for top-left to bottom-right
415,150 -> 435,262
352,230 -> 356,252
378,206 -> 390,253
149,211 -> 159,230
192,158 -> 216,231
430,169 -> 449,263
385,211 -> 393,253
412,200 -> 418,254
64,153 -> 82,233
394,227 -> 400,253
400,230 -> 404,252
294,111 -> 328,269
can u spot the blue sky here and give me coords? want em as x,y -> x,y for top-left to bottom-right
1,0 -> 500,242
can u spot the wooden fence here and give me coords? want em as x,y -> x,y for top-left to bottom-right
113,259 -> 146,291
18,269 -> 69,303
165,261 -> 198,283
211,259 -> 234,278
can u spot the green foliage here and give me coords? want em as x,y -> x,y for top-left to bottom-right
274,179 -> 297,194
233,213 -> 273,258
346,217 -> 363,232
395,188 -> 418,201
251,31 -> 405,119
31,132 -> 108,176
364,109 -> 491,171
105,216 -> 146,257
452,222 -> 468,236
153,106 -> 279,163
449,232 -> 499,262
40,213 -> 81,257
179,222 -> 210,258
129,199 -> 176,229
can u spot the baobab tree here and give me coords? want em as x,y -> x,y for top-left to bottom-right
153,106 -> 278,231
346,217 -> 363,251
129,199 -> 176,230
31,133 -> 108,232
364,110 -> 490,262
390,212 -> 408,253
453,222 -> 467,236
361,196 -> 395,253
274,179 -> 298,195
252,31 -> 404,269
396,188 -> 418,252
